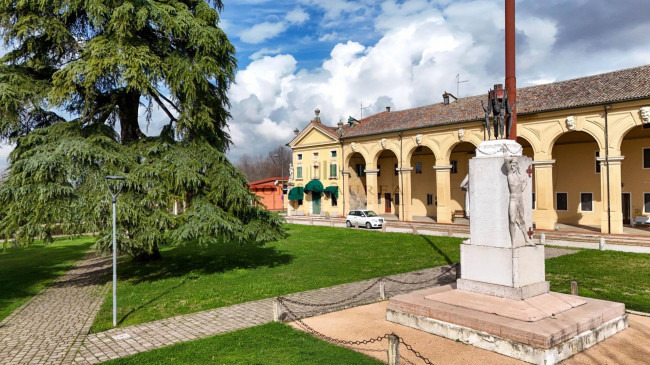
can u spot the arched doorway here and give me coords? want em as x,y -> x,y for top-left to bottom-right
517,137 -> 535,211
347,152 -> 367,210
410,146 -> 436,220
620,124 -> 650,227
551,131 -> 601,231
376,150 -> 399,216
449,142 -> 476,220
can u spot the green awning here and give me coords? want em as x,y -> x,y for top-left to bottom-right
324,186 -> 339,199
303,179 -> 324,194
288,187 -> 304,200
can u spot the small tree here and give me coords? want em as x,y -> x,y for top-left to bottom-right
0,0 -> 285,259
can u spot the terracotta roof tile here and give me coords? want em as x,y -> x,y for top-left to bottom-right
341,64 -> 650,138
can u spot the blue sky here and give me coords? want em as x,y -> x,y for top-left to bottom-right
1,0 -> 650,168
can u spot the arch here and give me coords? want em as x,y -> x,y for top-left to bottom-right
405,142 -> 439,164
344,148 -> 371,167
613,112 -> 645,152
545,125 -> 604,155
409,145 -> 437,219
620,123 -> 650,225
442,139 -> 480,163
370,146 -> 401,167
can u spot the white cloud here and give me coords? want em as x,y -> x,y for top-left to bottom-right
249,47 -> 281,60
240,22 -> 287,44
286,8 -> 309,24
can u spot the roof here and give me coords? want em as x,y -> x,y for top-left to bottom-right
249,177 -> 288,187
340,64 -> 650,138
287,121 -> 341,147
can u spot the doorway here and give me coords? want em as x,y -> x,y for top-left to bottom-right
312,193 -> 321,215
622,193 -> 631,225
384,193 -> 392,213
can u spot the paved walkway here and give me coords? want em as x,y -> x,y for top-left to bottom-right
73,265 -> 458,364
0,252 -> 111,365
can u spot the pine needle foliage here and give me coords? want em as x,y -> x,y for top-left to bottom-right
0,1 -> 285,258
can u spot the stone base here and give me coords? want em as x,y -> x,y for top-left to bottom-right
387,285 -> 628,365
457,278 -> 550,300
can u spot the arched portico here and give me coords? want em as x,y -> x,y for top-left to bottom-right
345,152 -> 368,212
620,124 -> 650,229
410,146 -> 437,220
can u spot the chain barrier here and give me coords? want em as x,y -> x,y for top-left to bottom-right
280,264 -> 458,308
279,299 -> 435,364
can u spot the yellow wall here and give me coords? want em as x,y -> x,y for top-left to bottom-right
621,132 -> 650,219
377,153 -> 399,214
410,152 -> 436,217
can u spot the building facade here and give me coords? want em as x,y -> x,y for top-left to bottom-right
286,65 -> 650,234
248,177 -> 287,211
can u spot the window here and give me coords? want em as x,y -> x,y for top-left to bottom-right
330,150 -> 337,158
394,163 -> 398,176
580,193 -> 593,212
331,194 -> 337,207
644,193 -> 650,213
451,160 -> 458,174
297,153 -> 303,161
595,151 -> 601,174
378,193 -> 382,204
556,192 -> 568,211
532,192 -> 536,210
356,164 -> 366,177
377,164 -> 381,177
415,162 -> 423,174
330,163 -> 338,178
296,166 -> 303,179
313,152 -> 319,160
427,194 -> 433,206
298,199 -> 303,206
394,193 -> 400,205
644,148 -> 650,169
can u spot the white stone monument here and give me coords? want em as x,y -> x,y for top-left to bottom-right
387,140 -> 628,365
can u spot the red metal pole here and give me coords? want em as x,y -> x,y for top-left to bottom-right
505,0 -> 517,140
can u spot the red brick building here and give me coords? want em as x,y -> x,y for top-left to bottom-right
249,177 -> 288,211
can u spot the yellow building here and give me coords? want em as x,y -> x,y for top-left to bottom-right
286,65 -> 650,235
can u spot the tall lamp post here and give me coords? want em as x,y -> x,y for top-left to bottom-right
274,152 -> 285,213
105,176 -> 126,327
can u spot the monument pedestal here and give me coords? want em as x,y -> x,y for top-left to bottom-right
387,140 -> 627,364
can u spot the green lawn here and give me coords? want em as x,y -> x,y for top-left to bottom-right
546,249 -> 650,312
91,224 -> 461,332
103,322 -> 382,365
0,236 -> 95,322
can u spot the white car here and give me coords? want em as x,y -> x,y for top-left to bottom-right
346,210 -> 384,229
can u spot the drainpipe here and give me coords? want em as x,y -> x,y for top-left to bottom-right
399,132 -> 404,221
341,139 -> 345,217
604,105 -> 612,234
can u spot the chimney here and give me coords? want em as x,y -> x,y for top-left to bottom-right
443,92 -> 457,105
386,106 -> 391,112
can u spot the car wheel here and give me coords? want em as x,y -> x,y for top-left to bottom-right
366,222 -> 372,229
346,220 -> 352,228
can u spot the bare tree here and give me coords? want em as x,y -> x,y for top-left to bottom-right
236,145 -> 292,182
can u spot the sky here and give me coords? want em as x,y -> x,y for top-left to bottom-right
1,0 -> 650,168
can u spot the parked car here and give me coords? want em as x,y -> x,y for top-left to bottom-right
346,210 -> 384,229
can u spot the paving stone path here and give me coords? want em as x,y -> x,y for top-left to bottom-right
73,265 -> 458,364
0,252 -> 111,365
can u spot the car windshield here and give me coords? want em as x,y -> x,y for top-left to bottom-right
365,211 -> 379,217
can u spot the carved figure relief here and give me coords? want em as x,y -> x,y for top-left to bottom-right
416,134 -> 423,146
505,157 -> 533,246
641,107 -> 650,124
458,128 -> 465,141
289,163 -> 294,181
351,142 -> 356,152
381,138 -> 387,149
566,116 -> 576,130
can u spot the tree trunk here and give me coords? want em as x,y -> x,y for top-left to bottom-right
118,89 -> 143,143
132,242 -> 163,262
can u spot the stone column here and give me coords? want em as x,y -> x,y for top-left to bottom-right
434,164 -> 453,224
397,167 -> 413,221
365,169 -> 380,213
532,160 -> 556,230
342,170 -> 351,215
598,156 -> 624,234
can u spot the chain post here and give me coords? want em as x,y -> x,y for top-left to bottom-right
412,225 -> 417,235
388,334 -> 400,365
382,223 -> 386,232
379,279 -> 386,300
273,298 -> 284,322
455,263 -> 461,280
570,281 -> 579,296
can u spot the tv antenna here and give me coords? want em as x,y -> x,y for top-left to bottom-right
456,74 -> 469,97
359,101 -> 372,119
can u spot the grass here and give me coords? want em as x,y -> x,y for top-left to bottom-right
90,224 -> 461,332
546,249 -> 650,313
102,322 -> 382,365
0,236 -> 95,322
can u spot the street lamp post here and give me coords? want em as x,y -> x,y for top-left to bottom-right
105,176 -> 126,327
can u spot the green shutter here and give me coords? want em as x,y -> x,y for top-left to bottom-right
297,166 -> 302,179
330,163 -> 336,177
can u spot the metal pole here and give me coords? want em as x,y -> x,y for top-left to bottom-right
281,151 -> 285,214
112,195 -> 117,327
505,0 -> 517,140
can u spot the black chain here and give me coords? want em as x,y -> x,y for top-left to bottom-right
279,300 -> 436,365
279,278 -> 383,307
383,265 -> 456,285
399,337 -> 435,365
